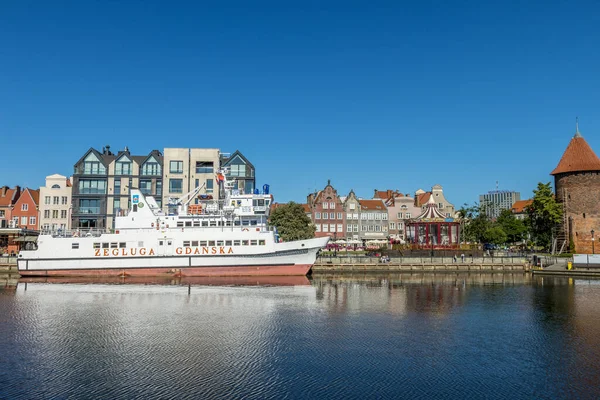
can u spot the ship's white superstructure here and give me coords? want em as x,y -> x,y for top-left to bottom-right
18,172 -> 328,277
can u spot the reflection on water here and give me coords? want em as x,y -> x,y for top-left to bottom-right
1,273 -> 600,399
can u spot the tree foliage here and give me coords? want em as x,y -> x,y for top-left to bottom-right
482,226 -> 508,245
269,202 -> 315,241
458,202 -> 491,243
496,209 -> 527,244
526,182 -> 563,250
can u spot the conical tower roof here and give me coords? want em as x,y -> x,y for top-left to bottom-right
551,130 -> 600,175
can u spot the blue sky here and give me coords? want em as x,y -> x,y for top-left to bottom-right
1,1 -> 599,207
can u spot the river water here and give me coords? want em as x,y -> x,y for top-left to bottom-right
1,273 -> 600,399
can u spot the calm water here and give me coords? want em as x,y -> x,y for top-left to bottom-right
2,273 -> 600,399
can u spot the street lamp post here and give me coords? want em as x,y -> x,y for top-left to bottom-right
334,231 -> 337,257
592,229 -> 595,255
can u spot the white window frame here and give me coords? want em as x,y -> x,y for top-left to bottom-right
45,196 -> 50,205
347,225 -> 353,232
322,202 -> 329,209
390,222 -> 396,230
337,212 -> 342,220
21,216 -> 27,225
330,202 -> 335,209
337,224 -> 343,232
322,224 -> 329,232
29,216 -> 36,225
22,203 -> 28,211
382,213 -> 388,220
353,224 -> 359,232
349,203 -> 355,210
330,224 -> 336,232
315,212 -> 321,219
406,213 -> 411,218
315,224 -> 321,232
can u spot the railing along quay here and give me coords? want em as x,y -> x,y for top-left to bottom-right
313,256 -> 529,272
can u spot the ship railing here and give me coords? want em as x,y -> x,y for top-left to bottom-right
44,228 -> 108,238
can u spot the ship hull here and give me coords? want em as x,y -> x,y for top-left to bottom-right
18,263 -> 312,277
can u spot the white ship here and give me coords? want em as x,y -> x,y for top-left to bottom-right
18,172 -> 328,277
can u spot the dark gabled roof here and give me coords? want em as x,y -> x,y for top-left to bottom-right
551,132 -> 600,175
73,147 -> 110,168
222,150 -> 254,169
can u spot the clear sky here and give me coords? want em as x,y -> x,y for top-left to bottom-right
2,1 -> 599,207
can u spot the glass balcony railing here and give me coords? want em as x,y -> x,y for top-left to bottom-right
75,207 -> 101,214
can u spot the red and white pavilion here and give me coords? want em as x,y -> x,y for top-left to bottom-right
405,196 -> 460,248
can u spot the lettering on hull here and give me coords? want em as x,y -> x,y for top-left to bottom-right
94,247 -> 233,257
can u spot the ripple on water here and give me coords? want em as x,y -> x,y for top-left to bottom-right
1,276 -> 600,399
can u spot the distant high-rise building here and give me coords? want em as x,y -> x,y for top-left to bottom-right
479,190 -> 521,219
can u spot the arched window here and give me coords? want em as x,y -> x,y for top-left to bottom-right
51,184 -> 61,189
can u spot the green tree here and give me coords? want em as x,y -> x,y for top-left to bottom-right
496,209 -> 527,244
269,202 -> 315,241
526,182 -> 563,250
458,202 -> 492,243
482,226 -> 508,245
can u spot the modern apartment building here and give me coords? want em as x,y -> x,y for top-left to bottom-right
39,174 -> 72,232
72,146 -> 163,229
162,148 -> 220,212
479,190 -> 521,219
220,150 -> 256,195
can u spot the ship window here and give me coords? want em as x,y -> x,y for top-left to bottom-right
250,220 -> 257,226
159,241 -> 163,246
217,240 -> 224,246
225,240 -> 232,246
202,221 -> 208,227
242,240 -> 249,246
259,240 -> 265,246
102,243 -> 109,249
242,220 -> 250,226
193,221 -> 200,227
93,243 -> 101,249
250,240 -> 257,246
192,241 -> 199,247
110,243 -> 118,248
225,221 -> 232,226
234,240 -> 241,246
119,242 -> 126,248
234,220 -> 241,226
218,221 -> 224,226
208,240 -> 216,246
183,241 -> 190,247
209,221 -> 216,227
177,222 -> 184,227
167,241 -> 172,246
200,241 -> 207,246
265,200 -> 270,206
138,241 -> 144,247
185,221 -> 192,227
72,243 -> 79,249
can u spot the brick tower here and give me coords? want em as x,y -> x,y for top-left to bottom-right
551,124 -> 600,253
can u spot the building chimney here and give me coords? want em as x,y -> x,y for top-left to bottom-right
105,145 -> 111,155
1,186 -> 7,197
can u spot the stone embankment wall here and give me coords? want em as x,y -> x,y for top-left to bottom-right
314,256 -> 528,272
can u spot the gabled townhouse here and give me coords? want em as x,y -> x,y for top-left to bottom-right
307,180 -> 346,239
415,184 -> 455,218
39,174 -> 72,232
11,188 -> 40,230
343,190 -> 361,243
0,186 -> 21,228
358,199 -> 388,245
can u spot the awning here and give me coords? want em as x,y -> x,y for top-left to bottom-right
12,236 -> 39,242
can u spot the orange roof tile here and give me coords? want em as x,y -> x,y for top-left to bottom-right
359,199 -> 386,210
511,199 -> 532,213
416,192 -> 431,206
29,189 -> 40,206
551,133 -> 600,175
0,186 -> 19,207
301,204 -> 310,213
